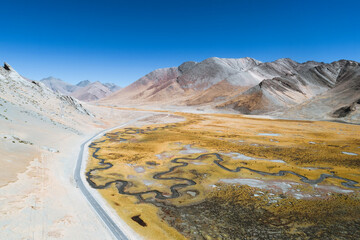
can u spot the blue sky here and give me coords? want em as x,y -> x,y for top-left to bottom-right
1,0 -> 359,86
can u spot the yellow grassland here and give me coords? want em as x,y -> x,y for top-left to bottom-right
86,112 -> 360,239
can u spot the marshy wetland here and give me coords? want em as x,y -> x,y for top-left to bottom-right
86,113 -> 360,239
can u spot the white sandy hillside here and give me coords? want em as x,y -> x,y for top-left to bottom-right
0,62 -> 149,239
0,63 -> 93,124
0,62 -> 96,185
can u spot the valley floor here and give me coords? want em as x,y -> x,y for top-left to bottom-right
0,107 -> 160,239
87,110 -> 360,239
1,106 -> 360,240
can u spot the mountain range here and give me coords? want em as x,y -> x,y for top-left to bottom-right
100,57 -> 360,123
40,77 -> 121,102
2,57 -> 359,123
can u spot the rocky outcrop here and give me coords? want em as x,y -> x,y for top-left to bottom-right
332,103 -> 357,118
3,62 -> 12,71
59,95 -> 93,116
178,61 -> 197,73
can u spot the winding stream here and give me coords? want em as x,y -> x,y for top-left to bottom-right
86,126 -> 360,203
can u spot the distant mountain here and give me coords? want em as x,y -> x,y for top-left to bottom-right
104,83 -> 122,92
100,57 -> 360,123
76,80 -> 91,87
101,66 -> 185,104
40,76 -> 79,95
40,77 -> 121,102
100,57 -> 286,105
71,81 -> 113,101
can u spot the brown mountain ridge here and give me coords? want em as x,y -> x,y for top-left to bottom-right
101,57 -> 360,123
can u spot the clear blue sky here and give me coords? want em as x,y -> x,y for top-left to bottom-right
1,0 -> 359,86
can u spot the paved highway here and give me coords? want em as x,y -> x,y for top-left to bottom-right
74,115 -> 152,240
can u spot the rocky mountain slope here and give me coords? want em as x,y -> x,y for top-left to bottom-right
216,59 -> 341,113
41,77 -> 121,102
280,60 -> 360,123
101,57 -> 360,123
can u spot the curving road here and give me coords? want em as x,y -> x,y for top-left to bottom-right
74,115 -> 153,240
